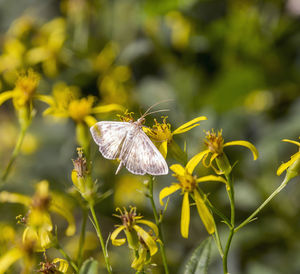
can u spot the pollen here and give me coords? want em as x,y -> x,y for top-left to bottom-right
176,173 -> 196,192
148,117 -> 173,143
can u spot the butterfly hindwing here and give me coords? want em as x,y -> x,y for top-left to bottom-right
90,121 -> 131,160
125,129 -> 168,175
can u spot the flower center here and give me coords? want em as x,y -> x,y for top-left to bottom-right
205,130 -> 224,155
148,117 -> 173,143
177,173 -> 196,192
68,96 -> 94,122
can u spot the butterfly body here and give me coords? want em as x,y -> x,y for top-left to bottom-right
90,117 -> 168,175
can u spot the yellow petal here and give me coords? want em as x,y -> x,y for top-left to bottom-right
170,164 -> 185,176
159,141 -> 168,159
133,225 -> 158,256
50,198 -> 76,236
52,258 -> 69,273
196,175 -> 227,185
92,104 -> 124,113
136,220 -> 159,237
131,247 -> 147,271
181,192 -> 190,238
0,192 -> 31,206
0,247 -> 23,273
33,94 -> 54,105
173,116 -> 207,135
159,184 -> 181,205
277,152 -> 300,176
111,225 -> 126,246
282,139 -> 300,147
186,150 -> 210,174
84,115 -> 98,128
224,140 -> 258,160
0,91 -> 14,106
194,190 -> 215,234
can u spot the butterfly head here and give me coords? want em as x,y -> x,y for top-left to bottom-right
137,117 -> 146,125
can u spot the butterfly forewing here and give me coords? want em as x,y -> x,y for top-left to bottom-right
90,121 -> 131,160
125,129 -> 168,175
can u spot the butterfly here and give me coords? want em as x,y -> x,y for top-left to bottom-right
90,104 -> 169,175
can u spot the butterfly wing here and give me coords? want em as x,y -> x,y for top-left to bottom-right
125,129 -> 169,175
90,121 -> 131,160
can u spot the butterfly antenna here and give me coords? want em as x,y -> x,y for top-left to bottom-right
143,109 -> 170,117
142,99 -> 173,117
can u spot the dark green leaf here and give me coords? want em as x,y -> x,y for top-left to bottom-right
79,258 -> 99,274
184,237 -> 212,274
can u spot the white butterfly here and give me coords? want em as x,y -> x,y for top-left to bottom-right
90,107 -> 169,176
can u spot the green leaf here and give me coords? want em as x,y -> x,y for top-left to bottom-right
184,237 -> 212,274
79,258 -> 99,274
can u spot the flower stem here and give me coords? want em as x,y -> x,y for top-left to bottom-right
56,244 -> 79,272
222,173 -> 235,274
2,123 -> 29,182
89,203 -> 112,273
234,177 -> 289,233
148,176 -> 169,274
76,207 -> 88,267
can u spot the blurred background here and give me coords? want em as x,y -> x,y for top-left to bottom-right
0,0 -> 300,273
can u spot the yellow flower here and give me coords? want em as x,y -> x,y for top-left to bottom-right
145,116 -> 207,159
277,138 -> 300,181
159,154 -> 227,238
38,257 -> 69,273
44,82 -> 124,127
0,69 -> 51,111
195,130 -> 258,175
0,180 -> 76,251
111,207 -> 159,257
26,18 -> 67,77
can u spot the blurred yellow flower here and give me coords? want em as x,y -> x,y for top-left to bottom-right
26,18 -> 67,77
44,82 -> 124,127
165,11 -> 192,50
114,175 -> 146,207
0,180 -> 76,251
160,154 -> 227,238
145,116 -> 207,158
38,257 -> 69,273
277,138 -> 300,181
194,130 -> 258,175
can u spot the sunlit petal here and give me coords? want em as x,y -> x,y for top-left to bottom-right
282,139 -> 300,147
181,192 -> 190,238
196,175 -> 227,185
170,164 -> 185,176
84,115 -> 98,128
186,150 -> 210,174
159,184 -> 181,205
173,116 -> 207,135
277,152 -> 300,176
92,104 -> 124,113
159,141 -> 168,158
0,191 -> 31,206
33,94 -> 53,105
111,225 -> 126,246
52,258 -> 69,273
194,190 -> 215,234
0,247 -> 23,273
136,220 -> 159,237
0,91 -> 14,106
224,140 -> 258,160
133,225 -> 158,256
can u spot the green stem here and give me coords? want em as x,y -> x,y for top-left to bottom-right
77,208 -> 88,267
222,173 -> 235,274
2,124 -> 29,182
89,203 -> 112,273
56,244 -> 79,272
222,228 -> 234,274
234,177 -> 289,232
148,177 -> 169,274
